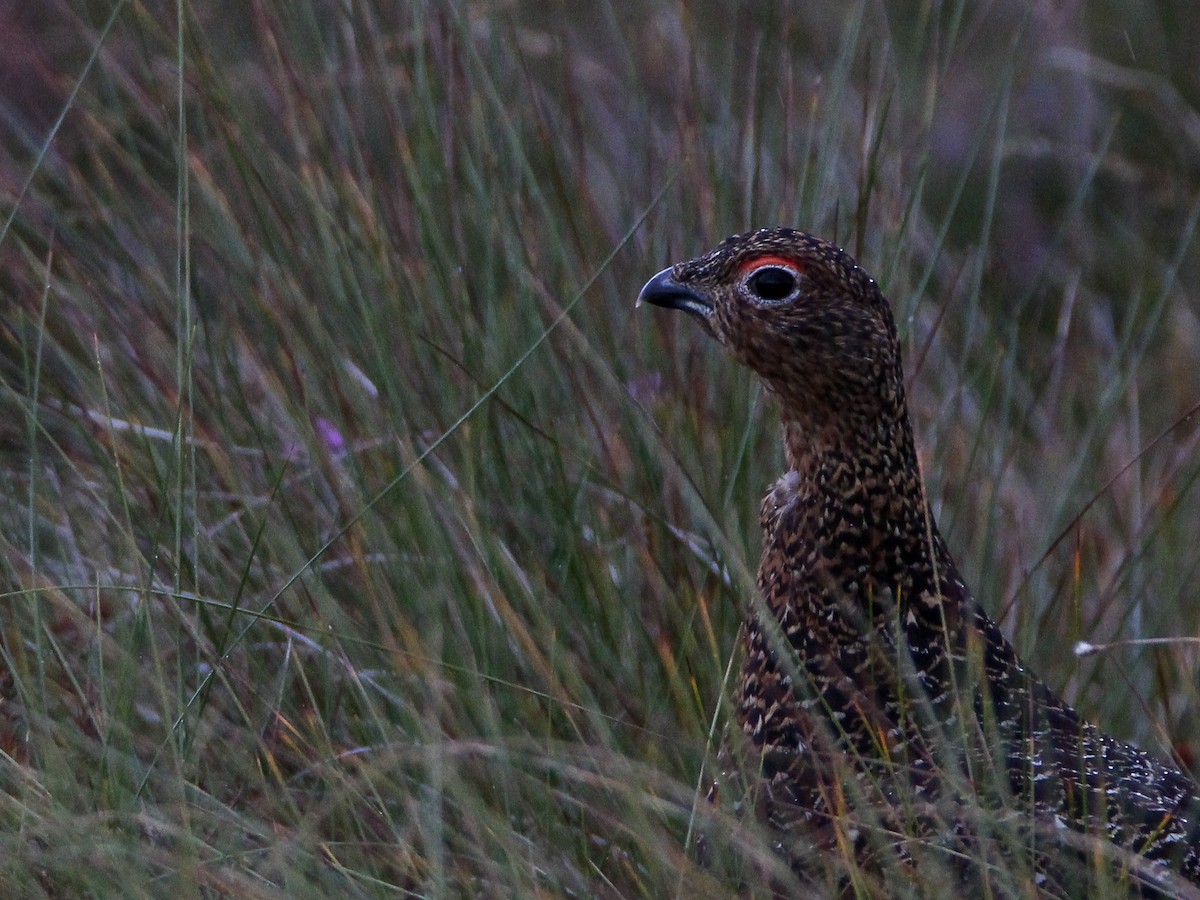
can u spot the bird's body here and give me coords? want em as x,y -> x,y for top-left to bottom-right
640,228 -> 1200,892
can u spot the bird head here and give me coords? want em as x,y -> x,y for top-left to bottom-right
639,228 -> 903,435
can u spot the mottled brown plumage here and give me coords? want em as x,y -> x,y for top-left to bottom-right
640,228 -> 1200,893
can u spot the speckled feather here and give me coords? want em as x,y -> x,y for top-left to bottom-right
641,228 -> 1200,889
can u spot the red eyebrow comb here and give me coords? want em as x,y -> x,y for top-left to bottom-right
737,254 -> 805,273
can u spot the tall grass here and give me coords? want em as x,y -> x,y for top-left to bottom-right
2,0 -> 1200,895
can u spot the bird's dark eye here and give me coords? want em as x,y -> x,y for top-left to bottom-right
746,266 -> 798,303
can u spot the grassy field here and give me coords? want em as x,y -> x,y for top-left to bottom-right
3,1 -> 1200,895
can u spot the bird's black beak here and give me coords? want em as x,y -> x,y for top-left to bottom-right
636,268 -> 713,320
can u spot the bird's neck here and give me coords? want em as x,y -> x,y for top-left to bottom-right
780,387 -> 922,498
771,389 -> 950,608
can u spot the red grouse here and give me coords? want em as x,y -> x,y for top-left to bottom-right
640,228 -> 1200,892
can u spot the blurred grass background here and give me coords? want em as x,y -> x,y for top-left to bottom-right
3,0 -> 1200,895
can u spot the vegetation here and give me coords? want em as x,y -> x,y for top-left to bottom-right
2,1 -> 1200,895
